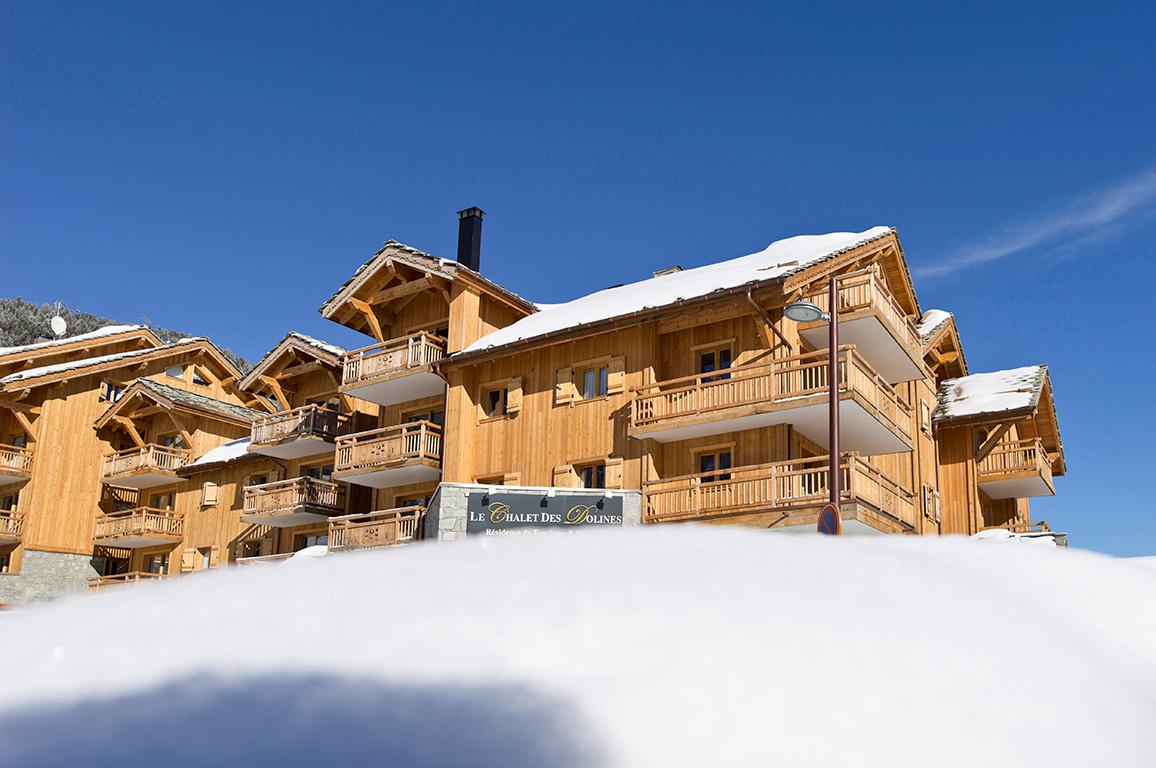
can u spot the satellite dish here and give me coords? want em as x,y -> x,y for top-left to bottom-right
50,316 -> 68,338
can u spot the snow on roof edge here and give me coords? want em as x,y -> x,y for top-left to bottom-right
1,337 -> 208,385
0,325 -> 149,358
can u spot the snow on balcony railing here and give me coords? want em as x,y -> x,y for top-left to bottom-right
631,346 -> 911,442
101,444 -> 191,479
250,404 -> 340,446
329,506 -> 425,552
341,331 -> 446,388
642,454 -> 915,527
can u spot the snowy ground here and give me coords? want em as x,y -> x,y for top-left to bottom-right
1,527 -> 1154,767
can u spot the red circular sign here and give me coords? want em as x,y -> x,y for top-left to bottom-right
817,503 -> 842,535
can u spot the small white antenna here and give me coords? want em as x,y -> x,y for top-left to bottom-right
50,315 -> 68,338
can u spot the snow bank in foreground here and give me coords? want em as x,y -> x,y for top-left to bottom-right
1,528 -> 1154,767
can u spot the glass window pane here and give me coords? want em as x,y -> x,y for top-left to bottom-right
699,352 -> 716,374
582,369 -> 596,398
598,366 -> 608,396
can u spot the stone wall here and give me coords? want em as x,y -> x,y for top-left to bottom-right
0,549 -> 97,605
425,482 -> 642,541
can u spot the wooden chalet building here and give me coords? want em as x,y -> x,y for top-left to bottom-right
0,209 -> 1068,603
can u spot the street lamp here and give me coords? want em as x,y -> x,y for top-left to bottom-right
784,276 -> 842,535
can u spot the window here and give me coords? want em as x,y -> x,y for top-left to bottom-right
191,368 -> 210,386
698,346 -> 733,382
0,551 -> 11,574
8,434 -> 26,449
306,465 -> 334,482
295,533 -> 328,551
198,547 -> 212,570
201,481 -> 219,506
239,540 -> 264,559
578,463 -> 606,489
580,365 -> 608,399
0,494 -> 17,512
165,365 -> 184,380
397,494 -> 430,509
143,553 -> 169,574
483,387 -> 508,418
698,450 -> 732,483
406,409 -> 445,426
159,433 -> 186,449
99,380 -> 125,403
151,492 -> 174,510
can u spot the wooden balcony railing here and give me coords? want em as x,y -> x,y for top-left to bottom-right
631,346 -> 911,441
329,506 -> 425,552
93,507 -> 184,544
242,477 -> 345,517
342,331 -> 446,387
0,511 -> 25,541
978,438 -> 1053,484
251,404 -> 340,446
0,443 -> 34,479
801,268 -> 922,357
88,571 -> 166,590
335,421 -> 442,474
643,454 -> 916,527
983,521 -> 1052,534
235,552 -> 294,566
101,444 -> 191,479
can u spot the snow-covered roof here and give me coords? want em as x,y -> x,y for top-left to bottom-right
934,365 -> 1048,423
459,227 -> 895,356
916,309 -> 952,339
0,324 -> 149,358
319,240 -> 459,317
187,437 -> 255,468
237,331 -> 347,392
0,337 -> 209,386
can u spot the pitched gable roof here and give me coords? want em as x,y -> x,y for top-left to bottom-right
134,379 -> 266,424
934,366 -> 1047,423
0,338 -> 239,390
238,332 -> 346,392
457,227 -> 895,357
0,325 -> 153,359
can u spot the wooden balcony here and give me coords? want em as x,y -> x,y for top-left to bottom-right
235,552 -> 294,566
643,454 -> 916,533
333,421 -> 442,488
630,347 -> 912,455
796,269 -> 925,383
240,477 -> 346,528
249,404 -> 340,459
0,510 -> 24,546
977,438 -> 1055,499
88,571 -> 167,590
329,506 -> 425,552
93,507 -> 184,548
341,331 -> 446,406
0,443 -> 34,486
101,444 -> 190,489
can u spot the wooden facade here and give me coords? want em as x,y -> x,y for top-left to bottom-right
0,222 -> 1068,603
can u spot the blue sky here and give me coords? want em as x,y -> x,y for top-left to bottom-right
2,2 -> 1154,555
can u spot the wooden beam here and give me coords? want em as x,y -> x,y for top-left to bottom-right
259,375 -> 291,411
112,416 -> 146,448
164,411 -> 195,449
11,409 -> 37,440
368,275 -> 433,305
349,297 -> 385,342
278,360 -> 324,379
976,421 -> 1015,462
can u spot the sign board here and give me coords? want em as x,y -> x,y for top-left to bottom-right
466,490 -> 623,535
817,503 -> 842,535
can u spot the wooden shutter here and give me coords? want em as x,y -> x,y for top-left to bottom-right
503,472 -> 522,486
506,377 -> 523,413
552,464 -> 579,488
209,545 -> 220,569
554,366 -> 575,406
201,481 -> 219,506
607,356 -> 626,394
605,458 -> 624,489
180,548 -> 196,573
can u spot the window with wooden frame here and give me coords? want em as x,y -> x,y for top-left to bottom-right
294,532 -> 328,551
305,463 -> 335,482
165,365 -> 185,380
0,493 -> 17,513
479,378 -> 522,420
405,407 -> 446,427
396,492 -> 433,509
0,551 -> 12,574
577,462 -> 607,489
191,367 -> 210,387
99,380 -> 125,403
158,432 -> 187,450
695,341 -> 734,383
142,553 -> 169,574
554,357 -> 625,406
408,319 -> 450,342
696,447 -> 733,484
151,492 -> 174,511
236,539 -> 266,560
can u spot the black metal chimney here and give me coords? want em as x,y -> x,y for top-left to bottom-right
456,206 -> 485,272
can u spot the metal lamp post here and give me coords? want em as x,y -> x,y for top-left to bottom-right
784,276 -> 841,535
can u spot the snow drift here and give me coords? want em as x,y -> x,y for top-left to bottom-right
1,527 -> 1154,767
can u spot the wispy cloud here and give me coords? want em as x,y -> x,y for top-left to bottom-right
915,168 -> 1156,278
